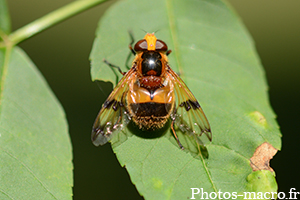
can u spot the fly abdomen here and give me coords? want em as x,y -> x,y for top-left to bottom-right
129,102 -> 172,130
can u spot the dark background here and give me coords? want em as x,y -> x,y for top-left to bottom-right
7,0 -> 300,199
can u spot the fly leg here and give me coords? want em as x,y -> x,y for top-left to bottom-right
125,31 -> 136,69
128,30 -> 136,56
103,31 -> 134,83
171,120 -> 184,150
103,59 -> 125,76
102,59 -> 126,85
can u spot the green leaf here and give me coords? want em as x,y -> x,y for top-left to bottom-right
0,47 -> 73,199
0,0 -> 11,35
90,0 -> 282,199
246,170 -> 278,200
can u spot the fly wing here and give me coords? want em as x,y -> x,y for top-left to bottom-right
166,67 -> 212,145
91,68 -> 136,146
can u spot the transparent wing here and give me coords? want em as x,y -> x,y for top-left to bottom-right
166,67 -> 212,145
91,68 -> 136,146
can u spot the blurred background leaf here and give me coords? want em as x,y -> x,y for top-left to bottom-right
0,0 -> 72,199
0,47 -> 73,199
4,0 -> 299,199
90,0 -> 281,199
0,0 -> 11,34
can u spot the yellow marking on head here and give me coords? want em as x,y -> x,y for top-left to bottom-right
144,33 -> 157,51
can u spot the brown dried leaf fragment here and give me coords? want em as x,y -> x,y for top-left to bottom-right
250,142 -> 278,172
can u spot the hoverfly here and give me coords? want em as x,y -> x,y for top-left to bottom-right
92,33 -> 211,149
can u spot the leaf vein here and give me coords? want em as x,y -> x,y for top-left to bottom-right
166,0 -> 183,75
0,189 -> 14,200
178,18 -> 247,42
0,147 -> 58,199
189,76 -> 266,117
198,151 -> 220,199
208,103 -> 269,151
168,157 -> 194,198
0,45 -> 12,112
140,139 -> 160,187
181,45 -> 261,82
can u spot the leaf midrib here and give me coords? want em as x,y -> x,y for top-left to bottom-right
166,0 -> 183,76
0,44 -> 12,112
165,0 -> 219,198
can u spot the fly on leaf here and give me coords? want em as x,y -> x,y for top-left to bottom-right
92,33 -> 212,149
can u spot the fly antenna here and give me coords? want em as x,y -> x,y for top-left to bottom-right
153,29 -> 160,34
140,28 -> 148,33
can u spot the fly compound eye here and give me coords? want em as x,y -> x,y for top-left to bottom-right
134,39 -> 147,52
155,40 -> 168,51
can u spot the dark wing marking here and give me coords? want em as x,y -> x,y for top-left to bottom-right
91,68 -> 136,146
166,67 -> 212,144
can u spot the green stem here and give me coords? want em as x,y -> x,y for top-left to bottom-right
8,0 -> 107,45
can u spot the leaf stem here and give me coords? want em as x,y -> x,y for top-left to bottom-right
7,0 -> 107,45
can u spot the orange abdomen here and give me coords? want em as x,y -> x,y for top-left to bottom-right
126,82 -> 175,130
